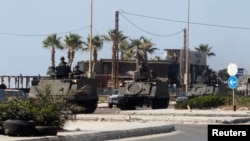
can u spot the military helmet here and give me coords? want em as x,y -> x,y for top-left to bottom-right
60,56 -> 65,60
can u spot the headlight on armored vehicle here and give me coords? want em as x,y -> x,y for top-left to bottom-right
119,81 -> 125,87
152,82 -> 157,85
72,79 -> 78,84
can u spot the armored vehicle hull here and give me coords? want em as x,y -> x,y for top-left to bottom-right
190,83 -> 227,96
117,71 -> 169,110
29,77 -> 98,114
189,72 -> 227,96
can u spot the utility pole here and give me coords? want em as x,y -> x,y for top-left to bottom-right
184,0 -> 190,92
111,11 -> 119,89
88,0 -> 93,78
183,28 -> 188,92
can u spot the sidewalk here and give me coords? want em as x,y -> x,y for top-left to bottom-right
81,103 -> 250,124
0,121 -> 175,141
1,103 -> 249,141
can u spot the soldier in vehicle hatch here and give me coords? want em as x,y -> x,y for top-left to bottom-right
138,61 -> 149,77
201,66 -> 210,83
69,64 -> 83,78
72,65 -> 83,75
56,56 -> 71,78
59,56 -> 67,66
149,69 -> 157,81
0,83 -> 7,89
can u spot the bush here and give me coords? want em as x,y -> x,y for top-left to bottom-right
175,94 -> 232,109
237,96 -> 250,107
0,100 -> 33,122
0,85 -> 75,129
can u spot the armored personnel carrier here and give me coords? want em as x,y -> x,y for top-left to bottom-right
117,62 -> 169,110
29,62 -> 98,114
189,67 -> 227,96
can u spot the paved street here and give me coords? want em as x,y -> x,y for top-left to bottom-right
1,103 -> 250,141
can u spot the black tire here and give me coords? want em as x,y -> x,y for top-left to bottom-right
108,103 -> 113,108
85,105 -> 97,113
79,100 -> 98,114
151,98 -> 169,109
3,120 -> 35,136
119,102 -> 136,110
34,126 -> 57,136
0,124 -> 4,135
118,99 -> 127,110
151,99 -> 160,109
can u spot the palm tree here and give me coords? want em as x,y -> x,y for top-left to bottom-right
102,29 -> 128,59
122,47 -> 134,60
140,36 -> 158,65
218,68 -> 229,82
152,56 -> 161,60
195,44 -> 215,57
83,35 -> 103,71
129,36 -> 158,69
120,40 -> 133,60
42,33 -> 63,68
64,33 -> 83,67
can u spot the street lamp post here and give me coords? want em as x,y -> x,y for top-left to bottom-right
184,0 -> 190,92
88,0 -> 93,78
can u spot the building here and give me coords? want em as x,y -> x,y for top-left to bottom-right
0,49 -> 208,93
77,49 -> 207,90
78,59 -> 175,89
164,49 -> 207,86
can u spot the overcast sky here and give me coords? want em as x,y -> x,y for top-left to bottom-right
0,0 -> 250,76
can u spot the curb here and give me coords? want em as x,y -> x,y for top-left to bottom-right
222,118 -> 250,124
19,125 -> 175,141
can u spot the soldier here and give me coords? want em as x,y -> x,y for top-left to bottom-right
138,61 -> 149,77
201,66 -> 210,83
73,65 -> 83,75
0,83 -> 7,89
149,69 -> 157,81
59,56 -> 67,66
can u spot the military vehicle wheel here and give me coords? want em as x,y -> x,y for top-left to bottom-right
74,100 -> 97,114
120,103 -> 136,110
108,103 -> 113,108
161,98 -> 169,108
146,104 -> 150,107
128,104 -> 136,110
0,124 -> 4,134
118,99 -> 125,110
151,102 -> 158,109
119,102 -> 127,110
85,103 -> 97,113
118,98 -> 136,110
151,98 -> 169,109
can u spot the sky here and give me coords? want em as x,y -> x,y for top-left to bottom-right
1,0 -> 250,76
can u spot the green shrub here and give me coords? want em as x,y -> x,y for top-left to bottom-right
175,94 -> 233,109
0,85 -> 75,128
0,100 -> 33,121
237,96 -> 250,107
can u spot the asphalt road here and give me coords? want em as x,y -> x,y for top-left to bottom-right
106,124 -> 207,141
95,103 -> 175,114
1,103 -> 249,141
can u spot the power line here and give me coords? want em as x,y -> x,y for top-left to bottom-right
0,26 -> 89,37
119,13 -> 183,37
119,10 -> 250,30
